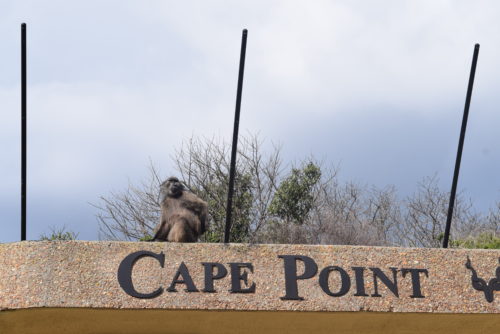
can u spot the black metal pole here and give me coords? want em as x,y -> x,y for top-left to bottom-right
443,44 -> 480,248
21,23 -> 27,241
224,29 -> 248,243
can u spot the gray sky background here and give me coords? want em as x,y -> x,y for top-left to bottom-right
1,0 -> 499,242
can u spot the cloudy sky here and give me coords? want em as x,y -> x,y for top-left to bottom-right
1,0 -> 499,242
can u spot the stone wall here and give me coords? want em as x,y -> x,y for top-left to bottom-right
0,241 -> 499,313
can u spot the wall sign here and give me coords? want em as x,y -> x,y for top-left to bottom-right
117,250 -> 430,301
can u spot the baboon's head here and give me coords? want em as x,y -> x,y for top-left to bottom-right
160,177 -> 185,201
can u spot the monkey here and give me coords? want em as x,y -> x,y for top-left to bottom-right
152,177 -> 208,242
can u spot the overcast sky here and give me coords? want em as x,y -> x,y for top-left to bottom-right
1,0 -> 499,242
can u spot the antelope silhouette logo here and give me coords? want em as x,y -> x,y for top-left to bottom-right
465,256 -> 500,303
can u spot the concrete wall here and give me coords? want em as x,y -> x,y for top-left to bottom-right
1,241 -> 499,313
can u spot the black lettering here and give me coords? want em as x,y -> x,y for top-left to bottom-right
227,263 -> 256,293
117,250 -> 165,299
167,262 -> 199,292
401,268 -> 428,298
202,262 -> 228,293
319,266 -> 351,297
370,267 -> 399,297
278,255 -> 318,300
228,263 -> 256,293
352,266 -> 369,297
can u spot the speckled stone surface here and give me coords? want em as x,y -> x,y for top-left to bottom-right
0,241 -> 499,313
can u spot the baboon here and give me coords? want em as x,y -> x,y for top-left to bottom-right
152,177 -> 208,242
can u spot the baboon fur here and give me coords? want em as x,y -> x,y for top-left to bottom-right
152,177 -> 208,242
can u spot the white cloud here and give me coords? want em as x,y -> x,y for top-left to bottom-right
1,0 -> 499,242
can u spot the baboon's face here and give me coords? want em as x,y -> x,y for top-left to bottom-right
160,177 -> 184,201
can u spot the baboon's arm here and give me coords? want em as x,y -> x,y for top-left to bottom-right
152,216 -> 169,241
199,203 -> 208,234
183,197 -> 208,234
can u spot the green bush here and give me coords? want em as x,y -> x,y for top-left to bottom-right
139,234 -> 154,241
39,226 -> 78,241
269,162 -> 321,224
451,232 -> 500,249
